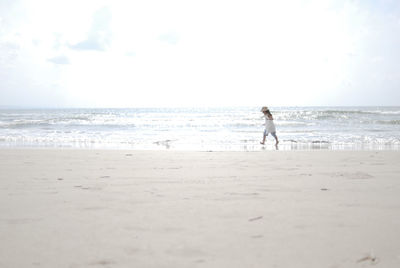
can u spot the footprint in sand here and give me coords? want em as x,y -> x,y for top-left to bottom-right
330,172 -> 374,180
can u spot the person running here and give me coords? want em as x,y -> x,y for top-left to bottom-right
260,106 -> 279,146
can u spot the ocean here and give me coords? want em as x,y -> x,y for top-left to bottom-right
0,107 -> 399,150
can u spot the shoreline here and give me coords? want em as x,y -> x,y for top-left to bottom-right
1,149 -> 400,267
1,142 -> 399,151
1,106 -> 399,153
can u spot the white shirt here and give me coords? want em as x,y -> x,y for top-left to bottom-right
264,115 -> 276,133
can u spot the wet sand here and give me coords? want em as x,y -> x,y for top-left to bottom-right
1,149 -> 400,267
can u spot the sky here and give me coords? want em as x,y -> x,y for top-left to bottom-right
0,0 -> 399,108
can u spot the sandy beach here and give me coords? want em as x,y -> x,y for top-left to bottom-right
1,149 -> 400,268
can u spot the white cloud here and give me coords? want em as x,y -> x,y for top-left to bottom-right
47,55 -> 70,65
0,0 -> 399,107
69,6 -> 112,51
158,32 -> 180,45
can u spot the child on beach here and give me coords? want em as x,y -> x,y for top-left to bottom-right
260,107 -> 279,146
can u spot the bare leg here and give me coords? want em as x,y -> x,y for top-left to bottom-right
272,132 -> 279,145
260,133 -> 266,145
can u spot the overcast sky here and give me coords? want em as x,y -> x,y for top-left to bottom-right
0,0 -> 399,108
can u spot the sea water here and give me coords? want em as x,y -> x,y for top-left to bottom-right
0,107 -> 399,150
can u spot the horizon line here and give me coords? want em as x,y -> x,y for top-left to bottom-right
1,105 -> 399,110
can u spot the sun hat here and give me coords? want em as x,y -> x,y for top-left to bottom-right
261,106 -> 269,112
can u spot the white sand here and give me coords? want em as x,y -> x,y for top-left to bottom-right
1,149 -> 400,268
